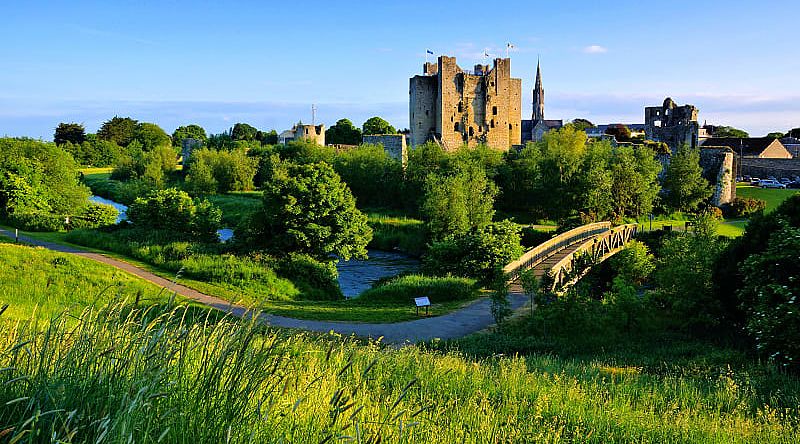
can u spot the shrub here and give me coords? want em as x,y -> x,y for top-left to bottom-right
7,211 -> 65,232
359,274 -> 477,303
423,220 -> 523,284
724,197 -> 767,218
74,203 -> 119,228
127,188 -> 222,241
610,239 -> 655,286
275,254 -> 343,301
740,225 -> 800,369
520,227 -> 553,248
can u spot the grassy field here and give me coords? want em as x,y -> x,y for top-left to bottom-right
736,185 -> 799,213
206,192 -> 263,226
0,242 -> 202,324
0,227 -> 470,323
1,288 -> 798,442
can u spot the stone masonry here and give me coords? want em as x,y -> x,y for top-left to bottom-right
699,147 -> 736,206
363,134 -> 407,166
409,56 -> 521,150
644,97 -> 699,153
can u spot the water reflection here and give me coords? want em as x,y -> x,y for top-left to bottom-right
336,250 -> 420,298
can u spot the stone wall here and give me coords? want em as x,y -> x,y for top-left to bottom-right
740,157 -> 800,178
180,138 -> 202,165
363,134 -> 407,165
699,147 -> 736,206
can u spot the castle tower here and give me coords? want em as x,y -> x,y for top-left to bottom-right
532,60 -> 545,121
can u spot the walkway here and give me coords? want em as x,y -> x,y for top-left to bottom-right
0,228 -> 528,344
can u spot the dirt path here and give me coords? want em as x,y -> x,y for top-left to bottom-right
0,229 -> 528,344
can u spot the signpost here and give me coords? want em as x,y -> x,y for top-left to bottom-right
414,297 -> 431,316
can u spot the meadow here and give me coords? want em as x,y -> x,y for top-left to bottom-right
1,249 -> 799,442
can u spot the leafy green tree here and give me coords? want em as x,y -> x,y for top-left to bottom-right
609,145 -> 661,219
326,119 -> 363,145
569,118 -> 594,131
243,161 -> 371,261
579,141 -> 614,221
231,123 -> 259,141
605,124 -> 632,142
423,220 -> 523,284
422,164 -> 496,240
654,215 -> 729,330
713,126 -> 749,138
0,138 -> 90,225
610,240 -> 655,286
788,128 -> 800,139
740,225 -> 800,369
362,117 -> 396,135
134,122 -> 171,151
766,132 -> 785,139
256,129 -> 278,145
662,145 -> 712,212
184,155 -> 217,196
127,188 -> 222,241
331,144 -> 403,208
185,148 -> 257,194
54,123 -> 86,146
172,124 -> 208,148
97,116 -> 138,146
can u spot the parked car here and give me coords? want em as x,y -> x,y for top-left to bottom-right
780,177 -> 792,184
742,175 -> 752,182
759,179 -> 787,189
768,176 -> 778,182
788,181 -> 800,189
750,178 -> 761,186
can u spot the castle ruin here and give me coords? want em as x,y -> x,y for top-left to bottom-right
409,56 -> 521,150
644,98 -> 699,152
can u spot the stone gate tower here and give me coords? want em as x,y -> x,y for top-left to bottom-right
409,55 -> 522,150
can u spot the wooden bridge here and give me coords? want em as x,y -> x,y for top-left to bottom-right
503,222 -> 638,292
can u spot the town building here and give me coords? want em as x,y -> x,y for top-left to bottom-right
409,55 -> 521,150
700,137 -> 792,159
278,123 -> 326,145
521,61 -> 562,143
780,136 -> 800,158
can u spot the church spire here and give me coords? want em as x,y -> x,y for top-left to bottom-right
533,59 -> 545,121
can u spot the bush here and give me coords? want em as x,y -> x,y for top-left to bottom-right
724,197 -> 767,218
359,275 -> 477,303
127,188 -> 222,241
74,203 -> 119,228
7,211 -> 65,232
610,239 -> 655,286
520,227 -> 553,248
275,254 -> 343,301
740,225 -> 800,369
423,220 -> 523,284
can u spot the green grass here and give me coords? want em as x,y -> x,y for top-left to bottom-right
360,274 -> 478,304
367,212 -> 428,256
0,243 -> 203,324
206,193 -> 263,226
736,185 -> 800,213
2,293 -> 799,442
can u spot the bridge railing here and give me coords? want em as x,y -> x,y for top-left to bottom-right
503,222 -> 611,281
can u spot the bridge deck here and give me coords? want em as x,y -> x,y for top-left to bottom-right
528,239 -> 589,277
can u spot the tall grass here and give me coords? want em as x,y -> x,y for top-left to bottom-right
367,214 -> 427,256
359,274 -> 478,304
2,297 -> 799,443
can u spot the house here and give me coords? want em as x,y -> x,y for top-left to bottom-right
780,137 -> 800,158
700,137 -> 792,159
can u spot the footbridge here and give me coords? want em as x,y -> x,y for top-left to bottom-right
503,222 -> 638,292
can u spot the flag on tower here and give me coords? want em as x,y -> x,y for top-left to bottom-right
507,42 -> 515,49
426,49 -> 434,55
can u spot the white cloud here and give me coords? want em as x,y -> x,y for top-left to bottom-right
583,45 -> 608,54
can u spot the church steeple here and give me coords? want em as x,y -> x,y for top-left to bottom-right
532,60 -> 545,122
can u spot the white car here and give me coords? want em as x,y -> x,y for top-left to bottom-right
759,179 -> 787,189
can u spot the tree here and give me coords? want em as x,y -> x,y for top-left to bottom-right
605,124 -> 631,142
54,123 -> 86,146
362,117 -> 396,135
127,188 -> 221,241
172,124 -> 208,148
654,215 -> 729,330
713,126 -> 749,138
421,164 -> 496,240
185,148 -> 257,194
97,116 -> 138,146
332,144 -> 403,208
184,155 -> 217,196
662,145 -> 713,212
231,123 -> 259,141
610,240 -> 655,286
766,132 -> 785,139
788,128 -> 800,139
244,161 -> 371,261
569,118 -> 595,131
134,122 -> 171,151
739,225 -> 800,369
326,119 -> 363,145
608,145 -> 661,219
256,129 -> 278,145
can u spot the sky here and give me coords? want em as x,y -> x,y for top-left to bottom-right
2,0 -> 799,140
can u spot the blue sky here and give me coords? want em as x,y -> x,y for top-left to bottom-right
2,0 -> 799,139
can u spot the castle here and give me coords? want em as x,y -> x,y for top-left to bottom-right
409,56 -> 522,150
644,98 -> 699,152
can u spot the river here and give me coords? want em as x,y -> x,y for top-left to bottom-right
88,195 -> 417,297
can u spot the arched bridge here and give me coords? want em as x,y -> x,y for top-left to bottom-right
504,222 -> 638,292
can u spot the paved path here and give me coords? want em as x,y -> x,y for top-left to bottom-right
0,228 -> 529,344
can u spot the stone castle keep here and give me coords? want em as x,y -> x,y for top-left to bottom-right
410,56 -> 522,150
